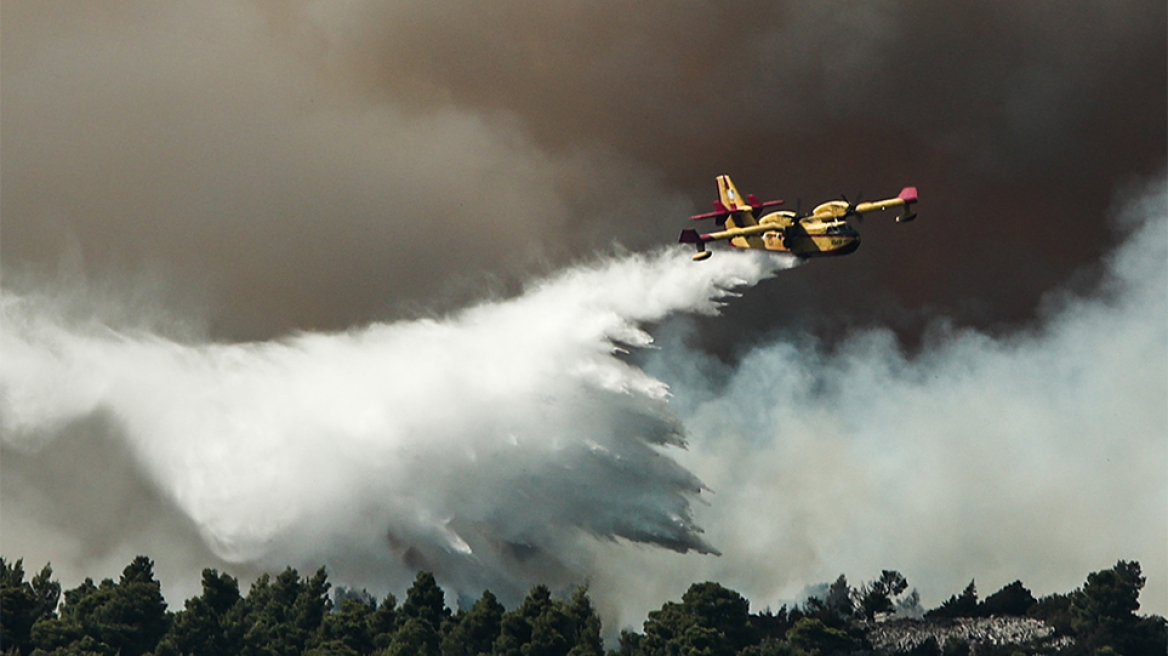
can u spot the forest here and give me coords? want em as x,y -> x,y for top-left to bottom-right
1,556 -> 1163,656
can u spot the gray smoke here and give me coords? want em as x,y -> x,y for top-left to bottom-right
4,1 -> 1164,341
601,177 -> 1166,629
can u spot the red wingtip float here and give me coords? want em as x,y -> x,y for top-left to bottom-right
679,175 -> 918,261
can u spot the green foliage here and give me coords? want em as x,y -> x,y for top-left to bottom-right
441,590 -> 504,656
1066,561 -> 1165,656
1,559 -> 61,656
387,616 -> 442,656
614,629 -> 643,656
311,597 -> 375,656
382,571 -> 450,656
369,593 -> 398,650
925,580 -> 977,619
494,585 -> 548,656
801,571 -> 910,625
979,581 -> 1035,617
1070,560 -> 1143,632
401,572 -> 451,633
632,581 -> 755,656
521,595 -> 574,656
486,584 -> 604,656
749,606 -> 794,644
785,618 -> 859,656
853,571 -> 908,621
737,639 -> 809,656
228,566 -> 331,656
1028,593 -> 1073,635
824,577 -> 854,621
565,588 -> 604,656
6,555 -> 1167,656
154,568 -> 242,656
29,556 -> 169,656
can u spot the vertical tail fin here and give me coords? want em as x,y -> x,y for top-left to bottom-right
716,175 -> 751,211
716,175 -> 757,229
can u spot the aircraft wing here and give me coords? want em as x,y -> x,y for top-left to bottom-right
689,202 -> 731,221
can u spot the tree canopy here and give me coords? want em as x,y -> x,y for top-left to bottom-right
0,557 -> 1162,656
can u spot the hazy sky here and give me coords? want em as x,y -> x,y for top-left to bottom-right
2,0 -> 1165,631
5,1 -> 1164,342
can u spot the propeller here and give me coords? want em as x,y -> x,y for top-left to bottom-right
840,192 -> 863,220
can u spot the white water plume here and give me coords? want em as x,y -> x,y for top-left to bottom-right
0,247 -> 793,601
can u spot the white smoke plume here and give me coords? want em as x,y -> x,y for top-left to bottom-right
585,177 -> 1167,629
0,247 -> 794,605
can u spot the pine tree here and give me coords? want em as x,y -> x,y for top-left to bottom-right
231,566 -> 331,656
369,592 -> 398,651
386,572 -> 449,656
0,558 -> 60,656
565,588 -> 603,656
308,596 -> 375,656
30,556 -> 169,656
978,580 -> 1034,617
634,581 -> 755,656
441,590 -> 503,656
154,568 -> 242,656
926,580 -> 977,619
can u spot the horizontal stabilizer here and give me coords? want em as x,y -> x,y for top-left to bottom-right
689,198 -> 783,221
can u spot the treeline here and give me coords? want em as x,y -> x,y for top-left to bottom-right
1,556 -> 1163,656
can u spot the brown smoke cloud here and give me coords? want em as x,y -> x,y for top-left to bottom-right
338,0 -> 1166,342
4,1 -> 1164,343
1,1 -> 684,338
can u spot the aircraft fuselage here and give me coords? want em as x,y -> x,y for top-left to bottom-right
729,213 -> 861,257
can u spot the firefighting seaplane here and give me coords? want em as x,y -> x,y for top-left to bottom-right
679,175 -> 917,261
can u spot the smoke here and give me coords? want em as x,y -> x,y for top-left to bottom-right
3,1 -> 1164,342
0,0 -> 693,340
587,176 -> 1167,628
2,178 -> 1164,631
1,247 -> 794,604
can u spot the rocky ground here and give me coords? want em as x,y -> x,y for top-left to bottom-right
866,616 -> 1074,653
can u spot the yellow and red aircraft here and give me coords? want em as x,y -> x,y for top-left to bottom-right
679,175 -> 917,261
